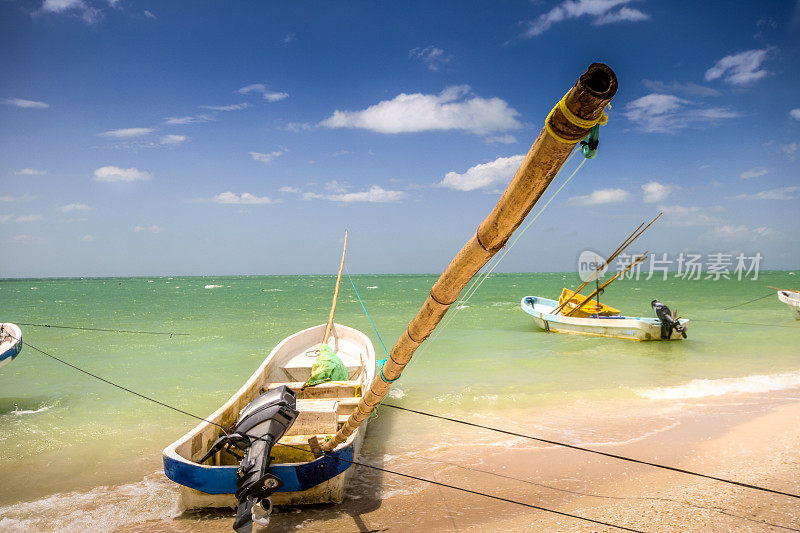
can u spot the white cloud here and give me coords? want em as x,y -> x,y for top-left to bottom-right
161,134 -> 187,145
522,0 -> 649,37
1,214 -> 43,223
705,48 -> 773,85
15,168 -> 46,176
134,224 -> 164,233
303,185 -> 405,203
282,34 -> 295,45
199,103 -> 248,111
624,93 -> 738,133
41,0 -> 101,23
143,9 -> 156,19
81,234 -> 96,242
93,166 -> 152,182
641,181 -> 672,203
324,180 -> 349,193
658,204 -> 722,227
163,114 -> 213,125
279,186 -> 301,193
249,147 -> 287,164
285,122 -> 313,132
99,127 -> 154,138
60,203 -> 93,213
569,188 -> 631,206
212,192 -> 276,205
3,98 -> 49,109
320,85 -> 521,135
728,186 -> 800,201
236,84 -> 289,102
440,155 -> 524,191
409,46 -> 453,71
791,109 -> 800,121
485,135 -> 518,144
781,142 -> 798,158
708,225 -> 775,240
739,167 -> 768,179
641,80 -> 719,97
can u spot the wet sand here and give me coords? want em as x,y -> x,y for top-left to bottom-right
110,390 -> 800,533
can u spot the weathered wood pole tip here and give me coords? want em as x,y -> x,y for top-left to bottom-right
323,64 -> 618,451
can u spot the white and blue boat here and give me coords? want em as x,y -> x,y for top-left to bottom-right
163,322 -> 376,510
0,323 -> 22,370
521,296 -> 689,341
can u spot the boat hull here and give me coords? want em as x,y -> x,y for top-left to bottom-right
0,323 -> 22,370
777,291 -> 800,320
163,323 -> 376,509
521,296 -> 688,341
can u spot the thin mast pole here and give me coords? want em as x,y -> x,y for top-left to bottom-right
324,63 -> 618,451
565,252 -> 648,317
323,230 -> 348,345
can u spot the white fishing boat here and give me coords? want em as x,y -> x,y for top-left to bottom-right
521,296 -> 689,341
163,322 -> 375,511
777,290 -> 800,320
0,323 -> 22,370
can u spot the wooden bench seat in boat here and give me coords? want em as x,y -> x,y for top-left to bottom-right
288,399 -> 338,436
265,380 -> 362,399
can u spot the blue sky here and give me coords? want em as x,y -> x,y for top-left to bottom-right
1,0 -> 798,277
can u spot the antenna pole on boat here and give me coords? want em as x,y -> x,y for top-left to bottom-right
565,251 -> 648,317
552,212 -> 661,316
323,230 -> 348,345
324,63 -> 618,451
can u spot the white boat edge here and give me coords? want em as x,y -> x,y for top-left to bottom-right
0,323 -> 22,371
777,290 -> 800,320
521,296 -> 688,341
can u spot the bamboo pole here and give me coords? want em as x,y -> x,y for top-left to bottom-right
323,63 -> 618,451
565,251 -> 649,317
552,212 -> 662,316
323,230 -> 348,345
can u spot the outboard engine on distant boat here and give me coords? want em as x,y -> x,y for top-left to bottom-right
651,299 -> 687,339
200,385 -> 299,532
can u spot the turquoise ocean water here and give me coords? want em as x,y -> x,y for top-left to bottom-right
1,272 -> 799,526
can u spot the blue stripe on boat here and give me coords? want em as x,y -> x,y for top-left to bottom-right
163,441 -> 354,494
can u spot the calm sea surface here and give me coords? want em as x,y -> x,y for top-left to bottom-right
1,272 -> 798,528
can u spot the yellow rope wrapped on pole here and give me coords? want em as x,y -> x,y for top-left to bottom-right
323,63 -> 618,451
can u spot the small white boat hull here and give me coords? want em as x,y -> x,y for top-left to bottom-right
777,291 -> 800,320
163,323 -> 376,509
0,323 -> 22,370
521,297 -> 688,341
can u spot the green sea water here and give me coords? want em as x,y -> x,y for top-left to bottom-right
0,272 -> 799,527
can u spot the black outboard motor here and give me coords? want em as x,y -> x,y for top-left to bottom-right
651,299 -> 687,339
200,385 -> 299,532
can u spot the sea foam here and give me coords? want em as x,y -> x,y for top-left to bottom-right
638,369 -> 800,400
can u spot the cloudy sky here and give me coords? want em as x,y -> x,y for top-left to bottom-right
1,1 -> 798,277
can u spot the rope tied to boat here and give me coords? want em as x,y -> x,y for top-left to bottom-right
343,266 -> 398,383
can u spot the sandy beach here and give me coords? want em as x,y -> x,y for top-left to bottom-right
89,388 -> 798,533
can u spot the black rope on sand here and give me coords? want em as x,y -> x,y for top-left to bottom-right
380,403 -> 800,500
16,322 -> 188,337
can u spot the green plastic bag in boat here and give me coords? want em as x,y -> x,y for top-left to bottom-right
305,343 -> 348,387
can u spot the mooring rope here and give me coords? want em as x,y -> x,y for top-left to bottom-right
722,293 -> 778,310
344,266 -> 391,358
13,334 -> 799,529
14,322 -> 188,336
380,403 -> 800,500
272,442 -> 645,533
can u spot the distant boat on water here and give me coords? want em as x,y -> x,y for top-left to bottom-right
777,290 -> 800,320
521,296 -> 689,341
0,323 -> 22,370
